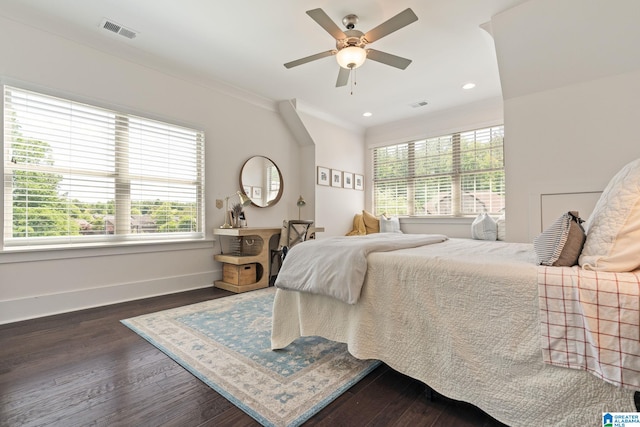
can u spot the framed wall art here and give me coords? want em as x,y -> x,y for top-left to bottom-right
331,169 -> 342,187
317,166 -> 330,186
343,172 -> 354,189
354,174 -> 364,191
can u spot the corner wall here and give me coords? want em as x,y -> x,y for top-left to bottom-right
299,112 -> 365,237
0,15 -> 301,323
491,0 -> 640,242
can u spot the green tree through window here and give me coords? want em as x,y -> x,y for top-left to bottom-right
10,136 -> 74,237
373,126 -> 504,216
3,85 -> 205,246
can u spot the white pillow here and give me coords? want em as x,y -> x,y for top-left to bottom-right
579,158 -> 640,272
379,215 -> 402,233
496,213 -> 506,241
471,213 -> 497,240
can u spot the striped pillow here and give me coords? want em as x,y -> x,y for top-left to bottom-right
534,211 -> 586,266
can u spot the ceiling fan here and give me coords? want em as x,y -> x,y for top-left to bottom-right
284,8 -> 418,88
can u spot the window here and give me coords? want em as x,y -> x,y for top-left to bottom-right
3,85 -> 205,247
373,125 -> 504,216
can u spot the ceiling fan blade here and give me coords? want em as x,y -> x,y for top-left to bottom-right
363,8 -> 418,43
284,50 -> 336,69
306,8 -> 347,40
366,49 -> 412,70
336,67 -> 350,87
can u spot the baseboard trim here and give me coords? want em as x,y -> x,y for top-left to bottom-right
0,271 -> 219,324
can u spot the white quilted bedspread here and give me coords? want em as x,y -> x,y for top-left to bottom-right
271,238 -> 635,427
275,233 -> 447,304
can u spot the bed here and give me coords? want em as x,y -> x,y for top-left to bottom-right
272,158 -> 640,426
271,237 -> 638,426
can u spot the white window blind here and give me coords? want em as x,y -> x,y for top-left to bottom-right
373,125 -> 504,216
3,85 -> 205,246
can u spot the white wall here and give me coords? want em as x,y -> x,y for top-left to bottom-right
504,71 -> 640,241
299,112 -> 365,236
364,97 -> 504,148
491,0 -> 640,242
0,16 -> 304,323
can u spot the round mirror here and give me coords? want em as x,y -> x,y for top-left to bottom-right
239,156 -> 283,207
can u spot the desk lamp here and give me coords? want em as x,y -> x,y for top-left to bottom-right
297,195 -> 306,220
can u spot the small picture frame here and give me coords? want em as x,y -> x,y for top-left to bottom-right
243,185 -> 251,197
252,186 -> 262,199
317,166 -> 330,186
354,174 -> 364,191
331,169 -> 342,188
343,172 -> 354,189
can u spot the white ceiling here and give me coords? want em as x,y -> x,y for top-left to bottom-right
0,0 -> 528,130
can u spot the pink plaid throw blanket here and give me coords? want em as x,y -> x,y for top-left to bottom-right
538,266 -> 640,390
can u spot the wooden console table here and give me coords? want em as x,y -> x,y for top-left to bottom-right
213,227 -> 281,293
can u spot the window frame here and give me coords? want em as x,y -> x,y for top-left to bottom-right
2,83 -> 206,249
372,125 -> 505,218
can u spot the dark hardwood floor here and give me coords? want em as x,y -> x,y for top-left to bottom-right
0,287 -> 507,427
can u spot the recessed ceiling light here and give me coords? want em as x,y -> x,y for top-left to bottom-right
363,112 -> 373,117
462,83 -> 476,90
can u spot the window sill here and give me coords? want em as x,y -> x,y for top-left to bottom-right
0,238 -> 215,264
399,216 -> 476,225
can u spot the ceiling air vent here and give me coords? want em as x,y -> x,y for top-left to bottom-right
100,18 -> 137,39
410,101 -> 429,108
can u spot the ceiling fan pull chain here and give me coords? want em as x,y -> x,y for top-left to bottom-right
350,68 -> 353,95
350,67 -> 357,95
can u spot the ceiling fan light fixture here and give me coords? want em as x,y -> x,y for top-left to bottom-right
336,46 -> 367,69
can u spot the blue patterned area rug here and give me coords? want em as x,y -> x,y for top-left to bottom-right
121,287 -> 380,427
